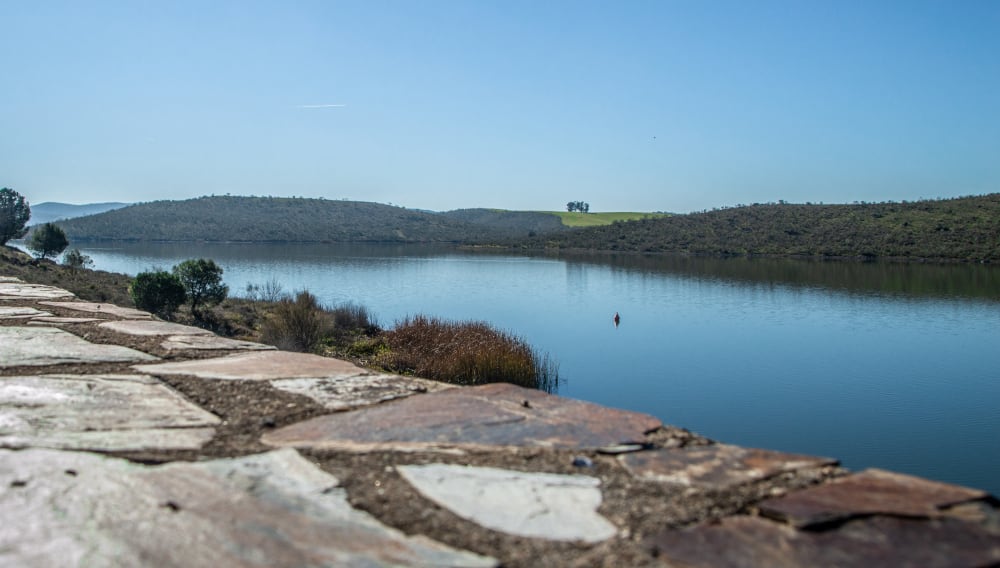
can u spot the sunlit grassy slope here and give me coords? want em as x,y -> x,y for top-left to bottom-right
550,211 -> 670,227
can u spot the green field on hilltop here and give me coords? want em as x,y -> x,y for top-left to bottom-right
550,211 -> 670,227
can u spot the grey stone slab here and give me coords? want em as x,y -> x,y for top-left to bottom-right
399,464 -> 617,543
0,448 -> 497,567
160,334 -> 277,351
619,444 -> 836,490
135,350 -> 376,380
0,374 -> 219,451
0,282 -> 74,299
0,326 -> 158,367
262,382 -> 663,452
760,468 -> 989,527
38,300 -> 153,319
0,307 -> 52,319
28,316 -> 102,324
98,319 -> 214,336
0,276 -> 21,282
648,515 -> 1000,568
271,375 -> 451,411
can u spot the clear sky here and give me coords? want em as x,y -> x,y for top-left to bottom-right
2,1 -> 998,213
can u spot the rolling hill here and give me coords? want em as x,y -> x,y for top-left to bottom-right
54,196 -> 552,243
29,202 -> 130,226
521,195 -> 1000,262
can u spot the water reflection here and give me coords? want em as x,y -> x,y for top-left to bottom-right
550,252 -> 1000,302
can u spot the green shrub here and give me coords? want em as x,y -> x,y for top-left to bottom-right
129,270 -> 187,319
380,315 -> 559,391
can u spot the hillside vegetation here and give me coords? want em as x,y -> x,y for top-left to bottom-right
553,211 -> 669,227
440,209 -> 568,234
524,195 -> 1000,262
57,196 -> 509,243
53,197 -> 674,243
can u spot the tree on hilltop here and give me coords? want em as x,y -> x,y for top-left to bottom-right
0,187 -> 31,245
566,201 -> 590,213
27,223 -> 69,260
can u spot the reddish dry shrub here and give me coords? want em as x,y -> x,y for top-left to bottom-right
380,315 -> 558,391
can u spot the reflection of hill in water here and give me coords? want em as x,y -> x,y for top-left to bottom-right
555,252 -> 1000,302
82,240 -> 1000,303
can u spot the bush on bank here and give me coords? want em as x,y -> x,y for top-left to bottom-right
378,315 -> 559,392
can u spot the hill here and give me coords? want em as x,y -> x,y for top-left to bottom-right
553,211 -> 669,227
440,209 -> 568,235
28,202 -> 130,226
55,196 -> 526,243
521,195 -> 1000,262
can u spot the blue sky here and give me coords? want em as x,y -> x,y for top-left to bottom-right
2,1 -> 998,213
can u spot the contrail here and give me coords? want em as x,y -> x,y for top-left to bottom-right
297,104 -> 347,108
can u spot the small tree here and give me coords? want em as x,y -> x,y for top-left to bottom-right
0,187 -> 31,245
27,223 -> 69,260
62,248 -> 94,270
130,270 -> 187,319
173,258 -> 228,317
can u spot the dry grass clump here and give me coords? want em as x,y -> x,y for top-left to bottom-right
260,291 -> 333,353
380,315 -> 559,392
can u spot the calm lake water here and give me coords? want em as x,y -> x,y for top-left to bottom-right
74,242 -> 1000,495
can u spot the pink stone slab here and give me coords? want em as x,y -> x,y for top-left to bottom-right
98,320 -> 213,336
0,448 -> 497,567
39,301 -> 152,319
649,515 -> 1000,568
760,468 -> 989,527
134,351 -> 368,381
262,382 -> 663,452
619,445 -> 836,490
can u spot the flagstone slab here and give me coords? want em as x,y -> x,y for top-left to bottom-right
98,319 -> 214,336
0,276 -> 21,282
0,306 -> 52,319
39,300 -> 153,319
0,326 -> 158,367
0,282 -> 74,299
270,375 -> 451,411
160,334 -> 277,351
0,374 -> 220,451
759,468 -> 989,527
0,448 -> 497,567
0,428 -> 217,452
648,514 -> 1000,568
619,444 -> 836,490
399,464 -> 617,543
28,316 -> 102,324
262,382 -> 663,452
135,350 -> 369,380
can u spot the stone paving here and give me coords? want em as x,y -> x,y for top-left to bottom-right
1,276 -> 998,567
